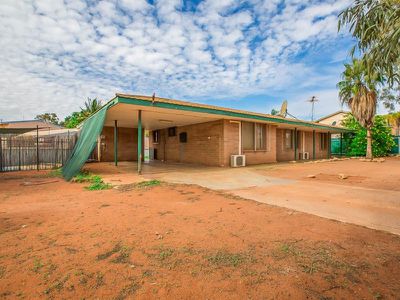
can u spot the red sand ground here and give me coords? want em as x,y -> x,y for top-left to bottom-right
0,165 -> 400,299
256,157 -> 400,191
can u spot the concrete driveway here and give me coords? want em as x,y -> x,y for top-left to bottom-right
150,159 -> 400,235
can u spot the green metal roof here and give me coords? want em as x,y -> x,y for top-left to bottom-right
115,94 -> 351,132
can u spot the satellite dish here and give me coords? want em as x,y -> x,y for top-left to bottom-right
279,100 -> 288,117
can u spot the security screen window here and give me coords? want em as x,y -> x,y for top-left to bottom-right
242,122 -> 254,150
285,130 -> 293,149
242,122 -> 266,151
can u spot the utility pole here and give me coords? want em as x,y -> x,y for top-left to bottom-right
307,96 -> 319,121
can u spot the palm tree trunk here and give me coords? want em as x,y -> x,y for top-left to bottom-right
366,128 -> 373,160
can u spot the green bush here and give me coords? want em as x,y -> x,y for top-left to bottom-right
86,176 -> 112,191
72,170 -> 93,183
343,114 -> 395,157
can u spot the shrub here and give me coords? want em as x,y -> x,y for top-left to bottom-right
343,114 -> 395,157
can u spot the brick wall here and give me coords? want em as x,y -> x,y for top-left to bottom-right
276,128 -> 295,161
101,122 -> 331,166
222,120 -> 240,167
100,126 -> 139,162
315,132 -> 329,159
151,120 -> 224,166
276,129 -> 329,161
223,121 -> 277,166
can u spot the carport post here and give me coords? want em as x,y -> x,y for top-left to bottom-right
340,133 -> 343,157
114,120 -> 118,166
312,130 -> 316,160
137,110 -> 142,174
294,128 -> 297,160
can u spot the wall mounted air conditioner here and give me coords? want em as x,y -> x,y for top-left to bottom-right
303,152 -> 310,160
231,155 -> 246,167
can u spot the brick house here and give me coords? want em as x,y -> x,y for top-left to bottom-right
93,94 -> 347,173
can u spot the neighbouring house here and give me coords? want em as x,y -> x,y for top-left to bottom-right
316,110 -> 350,127
62,94 -> 349,179
0,119 -> 63,134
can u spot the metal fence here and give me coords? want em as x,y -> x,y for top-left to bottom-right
331,135 -> 400,156
331,137 -> 351,156
0,133 -> 78,172
392,136 -> 400,154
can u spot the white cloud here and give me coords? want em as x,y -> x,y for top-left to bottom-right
0,0 -> 353,120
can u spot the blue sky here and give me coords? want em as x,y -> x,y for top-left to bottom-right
0,0 -> 357,121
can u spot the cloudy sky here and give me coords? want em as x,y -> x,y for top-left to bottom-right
1,0 -> 357,122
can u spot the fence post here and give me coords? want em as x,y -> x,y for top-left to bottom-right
18,141 -> 21,171
36,125 -> 39,171
61,139 -> 64,165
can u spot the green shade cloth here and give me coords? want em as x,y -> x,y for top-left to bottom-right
62,105 -> 108,180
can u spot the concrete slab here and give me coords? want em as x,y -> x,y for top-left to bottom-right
154,168 -> 294,190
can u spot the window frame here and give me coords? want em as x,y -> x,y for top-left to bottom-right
284,129 -> 293,149
241,122 -> 267,151
168,127 -> 177,137
179,132 -> 187,143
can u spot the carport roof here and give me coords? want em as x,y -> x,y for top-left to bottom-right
94,93 -> 350,132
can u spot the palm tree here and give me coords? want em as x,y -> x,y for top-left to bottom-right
80,98 -> 103,118
337,59 -> 382,160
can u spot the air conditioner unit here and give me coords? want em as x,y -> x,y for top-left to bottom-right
231,155 -> 246,167
303,152 -> 310,160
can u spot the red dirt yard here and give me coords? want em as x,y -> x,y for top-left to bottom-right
1,162 -> 400,299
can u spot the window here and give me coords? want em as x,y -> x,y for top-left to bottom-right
152,130 -> 159,144
284,130 -> 293,149
179,132 -> 187,143
320,133 -> 328,150
255,124 -> 266,150
242,122 -> 267,151
242,122 -> 254,150
168,127 -> 176,137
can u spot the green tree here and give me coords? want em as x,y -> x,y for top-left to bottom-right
63,111 -> 85,128
35,113 -> 59,125
343,114 -> 395,157
80,98 -> 103,118
62,97 -> 103,128
338,59 -> 382,159
270,108 -> 279,115
338,0 -> 400,87
379,87 -> 400,112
